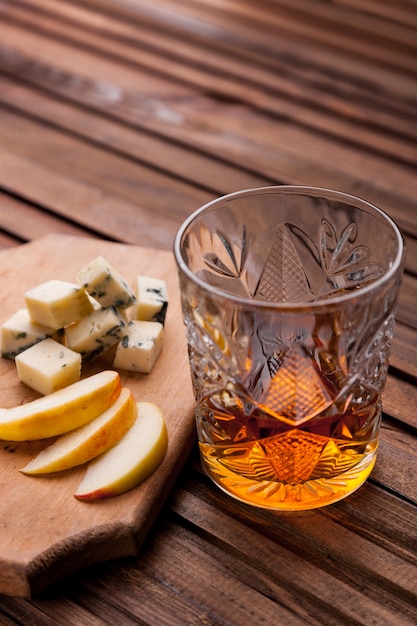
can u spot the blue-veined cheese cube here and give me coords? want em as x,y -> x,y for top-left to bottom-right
76,256 -> 136,310
24,280 -> 94,329
15,338 -> 81,395
131,276 -> 168,325
1,308 -> 62,359
65,306 -> 126,363
113,321 -> 163,373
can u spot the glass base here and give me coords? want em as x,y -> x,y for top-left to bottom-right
201,447 -> 377,511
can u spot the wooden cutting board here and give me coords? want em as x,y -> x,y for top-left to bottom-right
0,234 -> 196,597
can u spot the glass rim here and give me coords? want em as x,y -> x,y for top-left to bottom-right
173,185 -> 405,311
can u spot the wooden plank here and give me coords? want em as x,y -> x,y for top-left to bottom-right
219,0 -> 417,51
77,0 -> 417,72
88,0 -> 417,110
0,0 -> 416,147
0,150 -> 182,250
0,234 -> 196,596
170,477 -> 417,625
384,376 -> 417,430
390,321 -> 417,379
36,515 -> 315,626
401,235 -> 417,275
0,191 -> 99,242
0,75 -> 416,250
136,523 -> 323,625
396,273 -> 417,329
1,81 -> 416,270
333,0 -> 417,28
129,524 -> 310,625
1,80 -> 416,275
375,423 -> 417,503
17,0 -> 417,62
0,593 -> 110,626
325,479 -> 417,559
0,105 -> 203,216
0,12 -> 415,238
2,0 -> 417,161
0,75 -> 268,195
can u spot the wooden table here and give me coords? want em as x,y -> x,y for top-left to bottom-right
0,0 -> 416,623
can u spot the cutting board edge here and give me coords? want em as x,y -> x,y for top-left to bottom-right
0,234 -> 197,597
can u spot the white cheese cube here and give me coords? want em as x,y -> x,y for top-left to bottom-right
1,308 -> 61,359
76,256 -> 136,310
131,276 -> 168,325
113,320 -> 163,373
65,306 -> 126,362
25,280 -> 94,329
15,338 -> 81,395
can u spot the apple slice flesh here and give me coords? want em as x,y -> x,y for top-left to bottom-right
0,370 -> 121,441
20,387 -> 137,474
74,401 -> 168,500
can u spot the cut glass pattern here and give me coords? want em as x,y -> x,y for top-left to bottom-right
177,191 -> 404,507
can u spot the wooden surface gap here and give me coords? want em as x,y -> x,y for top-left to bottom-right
0,188 -> 113,244
369,474 -> 417,511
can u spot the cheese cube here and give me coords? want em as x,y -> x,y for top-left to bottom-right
76,256 -> 136,310
113,321 -> 163,373
65,306 -> 126,362
25,280 -> 94,329
15,338 -> 81,395
131,276 -> 168,324
1,308 -> 60,359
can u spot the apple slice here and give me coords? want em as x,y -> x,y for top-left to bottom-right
0,370 -> 121,441
20,387 -> 137,474
74,401 -> 168,500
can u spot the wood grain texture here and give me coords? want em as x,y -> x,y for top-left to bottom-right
0,0 -> 416,242
0,234 -> 195,597
0,0 -> 415,623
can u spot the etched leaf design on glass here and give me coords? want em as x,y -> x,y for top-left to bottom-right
317,219 -> 384,296
255,219 -> 385,303
203,227 -> 247,278
198,215 -> 384,304
199,226 -> 254,298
